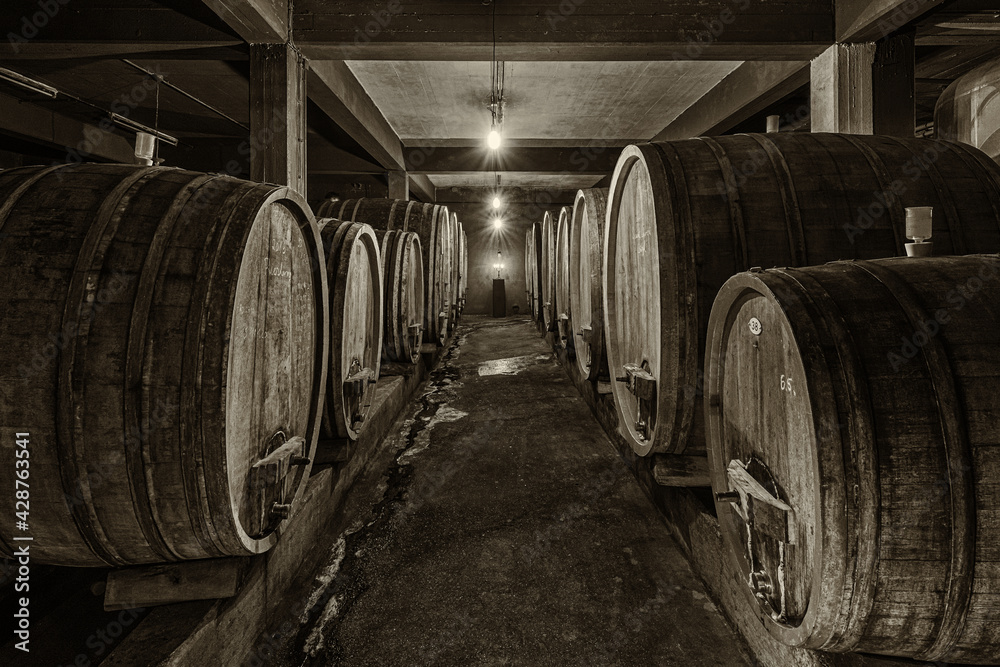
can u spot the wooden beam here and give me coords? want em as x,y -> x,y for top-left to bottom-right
435,186 -> 578,205
408,174 -> 435,203
0,42 -> 246,59
915,8 -> 1000,46
250,43 -> 306,196
872,30 -> 915,137
387,171 -> 408,200
1,1 -> 243,59
0,91 -> 135,163
293,0 -> 833,61
307,61 -> 405,172
915,44 -> 1000,80
653,61 -> 809,140
404,147 -> 619,176
308,132 -> 384,175
202,0 -> 287,43
836,0 -> 948,42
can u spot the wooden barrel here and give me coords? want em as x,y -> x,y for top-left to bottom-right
458,224 -> 468,314
604,132 -> 1000,457
568,188 -> 609,381
554,206 -> 573,345
377,229 -> 424,364
540,210 -> 556,331
448,211 -> 461,329
935,57 -> 1000,164
316,196 -> 452,346
525,227 -> 534,314
0,164 -> 328,566
319,220 -> 382,441
706,255 -> 1000,664
410,203 -> 452,343
320,197 -> 419,230
529,222 -> 543,322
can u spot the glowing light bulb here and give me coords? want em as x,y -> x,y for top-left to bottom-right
487,129 -> 502,150
491,196 -> 501,209
493,218 -> 503,230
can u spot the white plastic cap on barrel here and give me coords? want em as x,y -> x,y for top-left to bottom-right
905,206 -> 933,257
134,132 -> 156,166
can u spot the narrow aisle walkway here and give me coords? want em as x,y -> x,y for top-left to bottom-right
288,317 -> 751,666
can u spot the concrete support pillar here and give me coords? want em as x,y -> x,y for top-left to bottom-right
250,43 -> 307,197
810,42 -> 876,134
388,170 -> 409,200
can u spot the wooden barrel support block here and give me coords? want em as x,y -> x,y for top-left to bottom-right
604,133 -> 1000,457
568,188 -> 609,380
378,229 -> 424,364
706,255 -> 1000,664
319,220 -> 383,441
0,164 -> 329,566
555,206 -> 573,347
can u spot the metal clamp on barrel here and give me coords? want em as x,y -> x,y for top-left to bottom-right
438,310 -> 448,333
617,362 -> 656,440
251,431 -> 310,525
716,458 -> 796,622
577,325 -> 593,345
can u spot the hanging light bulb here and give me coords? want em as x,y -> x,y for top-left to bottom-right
493,218 -> 503,230
491,196 -> 501,209
487,127 -> 502,150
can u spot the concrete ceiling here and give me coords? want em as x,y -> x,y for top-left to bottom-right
347,60 -> 741,190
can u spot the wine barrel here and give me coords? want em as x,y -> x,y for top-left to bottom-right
529,222 -> 543,323
317,197 -> 452,346
459,224 -> 468,314
320,197 -> 419,230
554,206 -> 573,345
935,57 -> 1000,164
706,255 -> 1000,664
448,211 -> 461,329
377,229 -> 424,364
319,220 -> 382,441
540,210 -> 556,331
525,227 -> 534,314
410,203 -> 452,343
0,164 -> 328,566
568,188 -> 609,381
605,133 -> 1000,457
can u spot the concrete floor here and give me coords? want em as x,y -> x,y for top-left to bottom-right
279,316 -> 752,667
